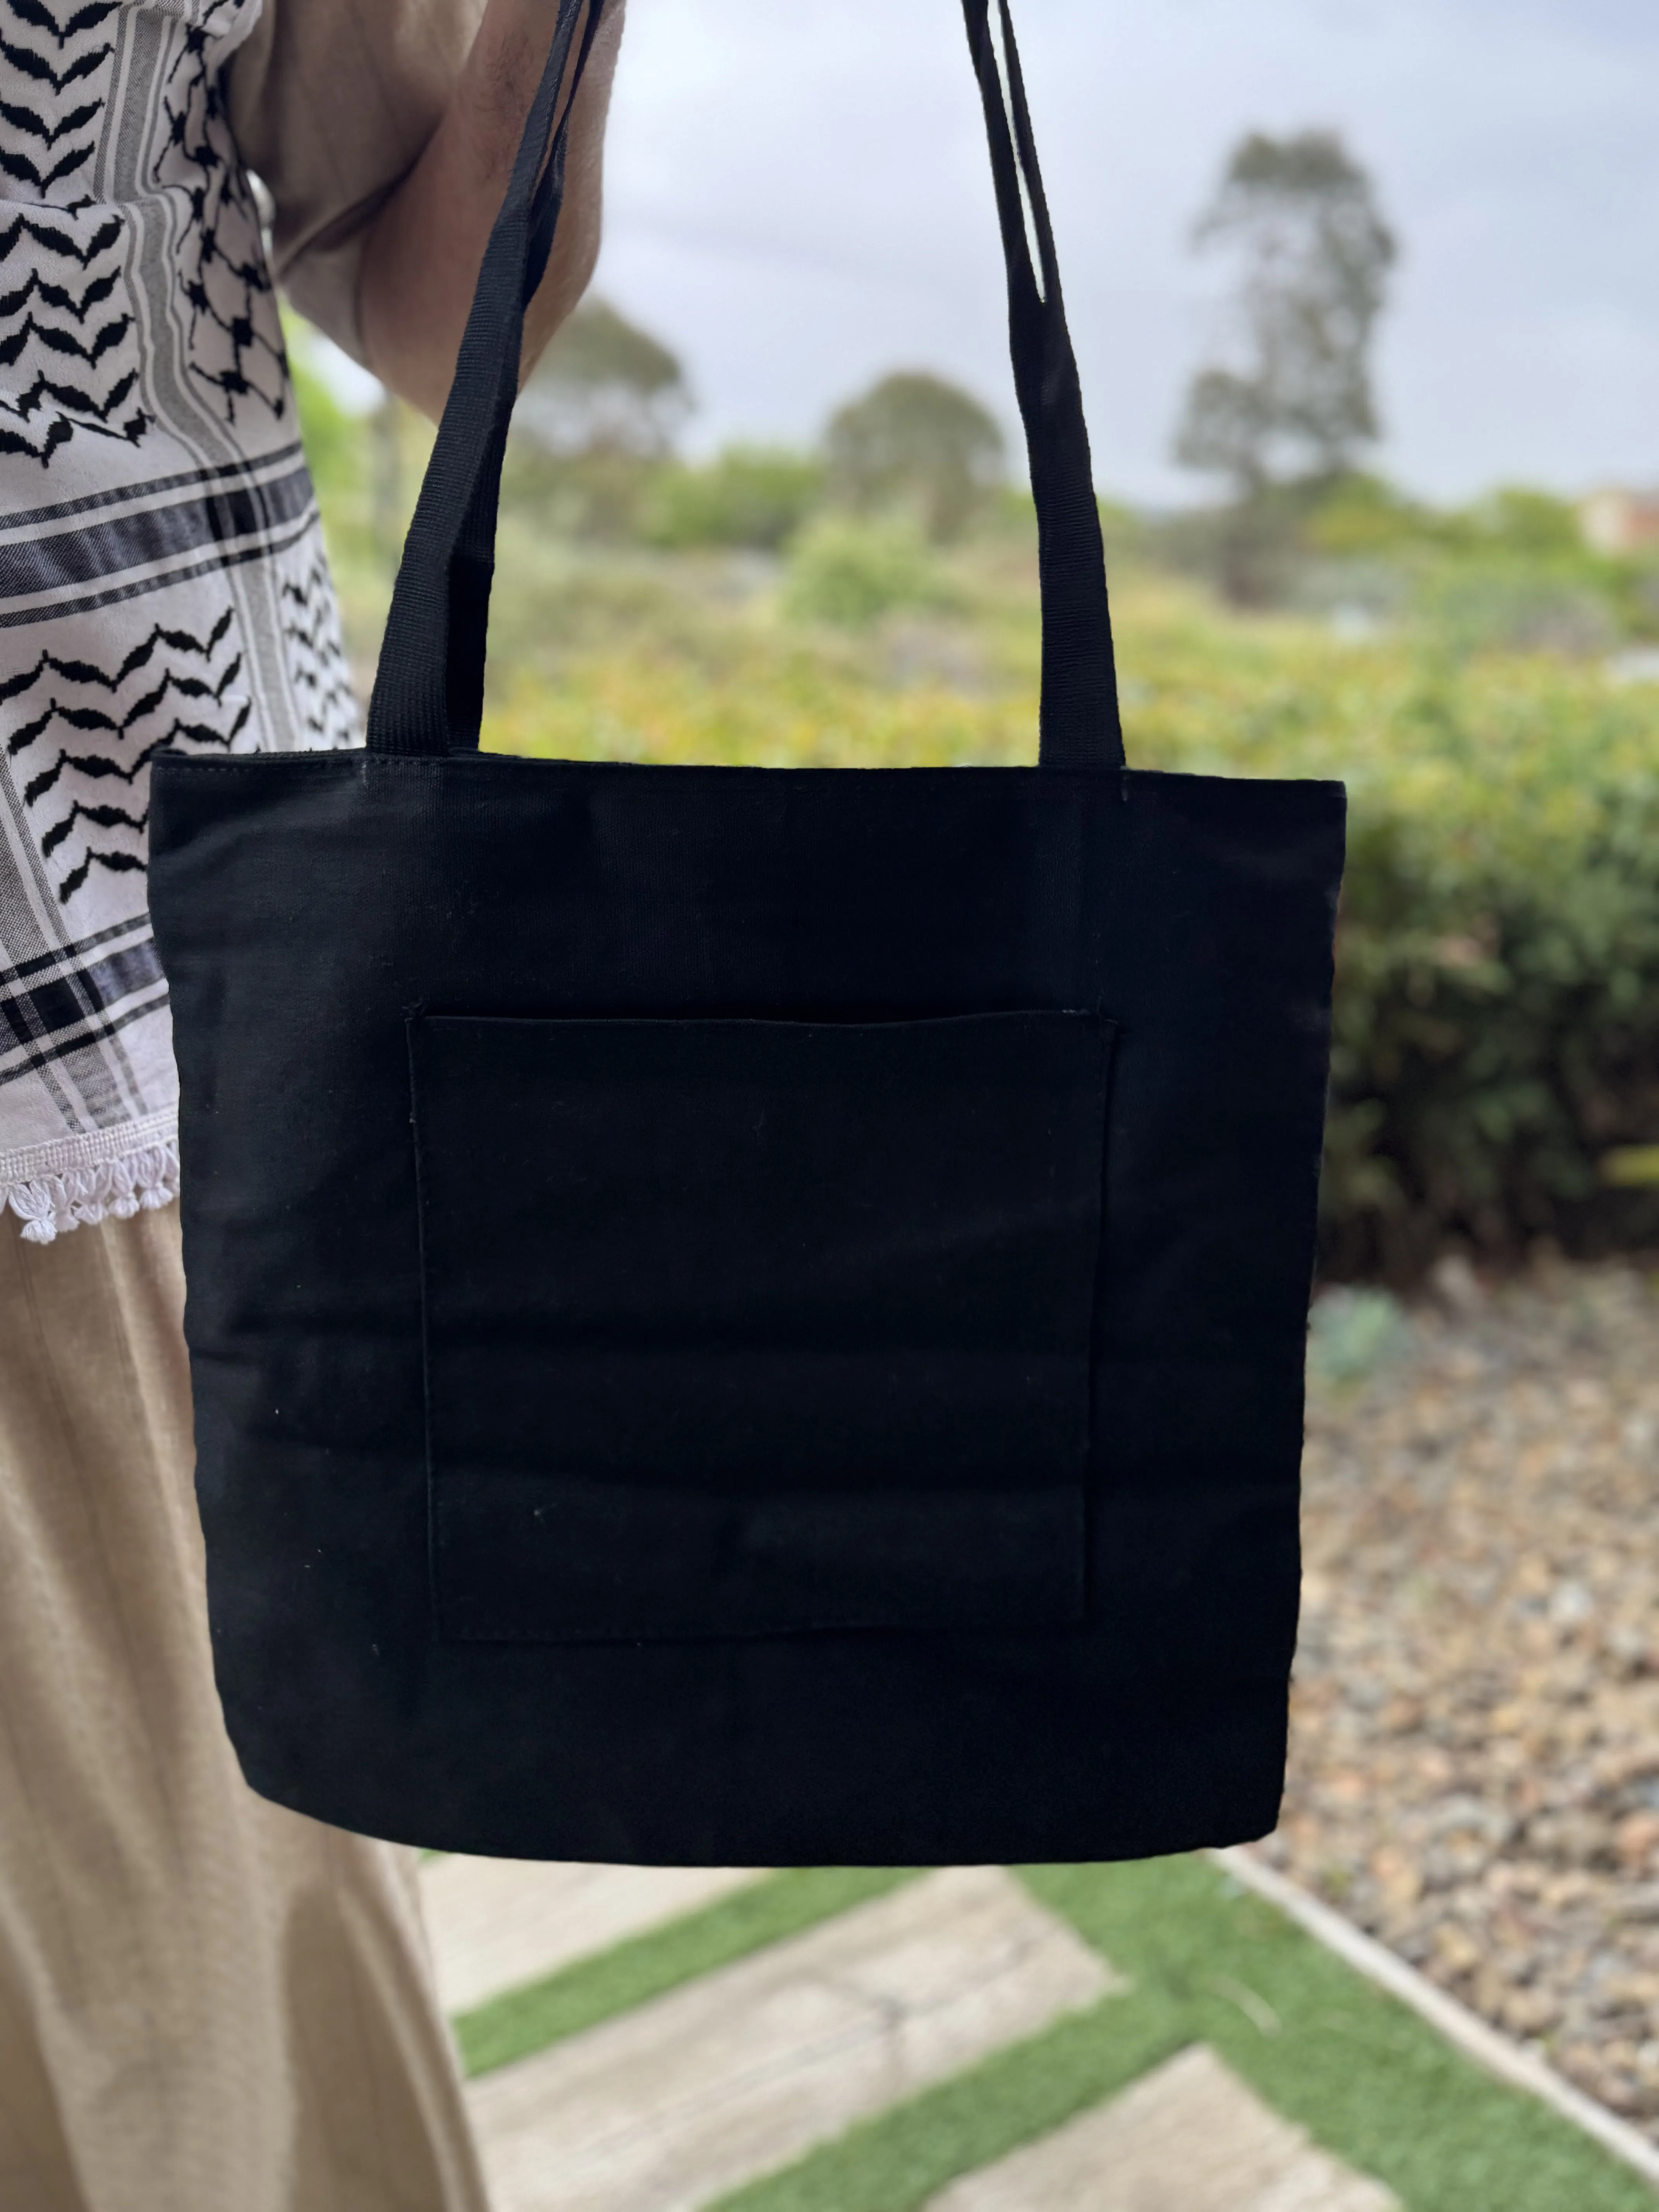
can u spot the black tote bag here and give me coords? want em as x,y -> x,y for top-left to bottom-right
149,0 -> 1345,1867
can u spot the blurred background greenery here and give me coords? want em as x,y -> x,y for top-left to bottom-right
284,126 -> 1659,1287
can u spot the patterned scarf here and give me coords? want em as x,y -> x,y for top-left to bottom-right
0,0 -> 357,1242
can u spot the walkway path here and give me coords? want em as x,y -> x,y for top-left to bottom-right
417,1847 -> 1652,2212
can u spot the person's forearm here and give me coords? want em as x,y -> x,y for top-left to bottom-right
359,0 -> 624,422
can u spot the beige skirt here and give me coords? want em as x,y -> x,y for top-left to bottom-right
0,1206 -> 489,2212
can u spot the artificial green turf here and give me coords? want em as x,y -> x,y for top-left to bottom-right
709,1992 -> 1186,2212
453,1864 -> 919,2078
708,1856 -> 1655,2212
1029,1857 -> 1656,2212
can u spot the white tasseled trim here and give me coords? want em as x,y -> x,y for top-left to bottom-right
0,1112 -> 180,1245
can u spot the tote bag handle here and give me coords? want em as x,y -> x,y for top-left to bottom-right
365,0 -> 1124,773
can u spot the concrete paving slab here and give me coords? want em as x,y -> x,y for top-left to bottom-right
924,2043 -> 1400,2212
467,1864 -> 1120,2212
422,1858 -> 764,2017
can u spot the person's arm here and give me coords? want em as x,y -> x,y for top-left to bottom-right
358,0 -> 625,421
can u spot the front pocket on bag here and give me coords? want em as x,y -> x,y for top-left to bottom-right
409,1012 -> 1115,1644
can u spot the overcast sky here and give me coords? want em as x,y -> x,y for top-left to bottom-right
584,0 -> 1659,506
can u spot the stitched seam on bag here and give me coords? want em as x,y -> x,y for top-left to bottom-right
406,1018 -> 446,1632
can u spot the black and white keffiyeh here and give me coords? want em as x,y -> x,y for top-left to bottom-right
0,0 -> 356,1242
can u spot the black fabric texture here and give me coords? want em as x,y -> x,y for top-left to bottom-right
147,0 -> 1347,1865
412,1012 -> 1113,1642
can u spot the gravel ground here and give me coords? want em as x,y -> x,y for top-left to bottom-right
1254,1258 -> 1659,2137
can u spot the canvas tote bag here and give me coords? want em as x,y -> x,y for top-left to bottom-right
149,0 -> 1345,1866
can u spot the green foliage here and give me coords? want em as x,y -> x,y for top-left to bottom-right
1307,1287 -> 1410,1384
1412,561 -> 1618,659
1326,728 -> 1659,1274
500,440 -> 662,544
289,294 -> 1659,1281
517,296 -> 691,459
1469,486 -> 1583,558
1603,1144 -> 1659,1187
496,298 -> 696,541
825,372 -> 1005,542
1235,468 -> 1659,644
1117,594 -> 1659,1276
1304,473 -> 1442,558
783,515 -> 958,629
1386,489 -> 1624,655
646,447 -> 826,551
284,322 -> 364,511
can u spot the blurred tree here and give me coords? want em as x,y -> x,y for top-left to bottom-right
504,298 -> 692,542
515,297 -> 691,459
825,372 -> 1005,542
1175,131 -> 1396,603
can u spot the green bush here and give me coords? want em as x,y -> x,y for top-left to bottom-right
1412,558 -> 1620,658
1324,690 -> 1659,1274
782,516 -> 957,629
1123,601 -> 1659,1275
646,448 -> 824,551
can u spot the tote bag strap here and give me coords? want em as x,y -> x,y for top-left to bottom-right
961,0 -> 1122,771
366,0 -> 1125,772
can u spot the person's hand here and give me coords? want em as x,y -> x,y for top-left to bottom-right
359,0 -> 625,421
